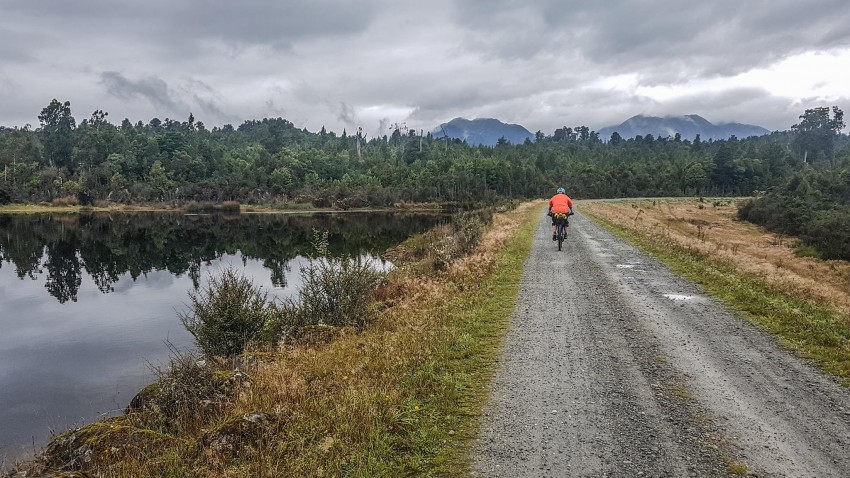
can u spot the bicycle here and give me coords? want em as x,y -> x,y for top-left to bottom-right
552,212 -> 572,251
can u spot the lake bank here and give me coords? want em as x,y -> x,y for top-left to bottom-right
0,211 -> 446,471
0,200 -> 450,215
7,202 -> 540,477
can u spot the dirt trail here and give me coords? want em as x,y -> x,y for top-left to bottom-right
472,210 -> 850,477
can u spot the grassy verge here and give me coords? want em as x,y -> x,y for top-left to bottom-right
583,206 -> 850,385
17,202 -> 540,477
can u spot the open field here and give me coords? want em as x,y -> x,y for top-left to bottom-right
582,198 -> 850,382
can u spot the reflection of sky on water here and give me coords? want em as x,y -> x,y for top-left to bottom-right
0,252 -> 386,465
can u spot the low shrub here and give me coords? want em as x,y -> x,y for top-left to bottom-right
179,267 -> 275,357
434,211 -> 489,270
293,230 -> 386,330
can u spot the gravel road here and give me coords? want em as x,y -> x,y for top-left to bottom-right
472,210 -> 850,477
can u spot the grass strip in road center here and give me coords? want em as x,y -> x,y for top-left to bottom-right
583,206 -> 850,386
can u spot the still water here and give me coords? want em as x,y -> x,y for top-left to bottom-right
0,211 -> 443,465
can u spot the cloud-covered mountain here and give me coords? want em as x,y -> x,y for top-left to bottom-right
433,118 -> 533,146
598,115 -> 770,141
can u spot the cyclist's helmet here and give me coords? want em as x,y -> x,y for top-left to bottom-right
557,187 -> 566,194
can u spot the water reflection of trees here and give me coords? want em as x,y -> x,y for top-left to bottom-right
0,212 -> 442,303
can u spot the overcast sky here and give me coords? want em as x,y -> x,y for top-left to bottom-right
1,0 -> 849,136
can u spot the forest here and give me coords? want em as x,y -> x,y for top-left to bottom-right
1,100 -> 848,257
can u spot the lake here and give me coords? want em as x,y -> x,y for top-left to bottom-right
0,211 -> 443,466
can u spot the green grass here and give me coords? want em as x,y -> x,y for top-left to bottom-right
404,208 -> 538,475
585,211 -> 850,386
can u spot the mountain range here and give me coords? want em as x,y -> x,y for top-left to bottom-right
597,114 -> 770,141
432,118 -> 533,146
431,115 -> 770,146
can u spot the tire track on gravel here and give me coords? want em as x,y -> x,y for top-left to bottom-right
472,210 -> 850,477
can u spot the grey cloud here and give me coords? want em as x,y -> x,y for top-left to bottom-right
100,72 -> 184,112
0,0 -> 847,135
451,0 -> 850,78
0,44 -> 35,63
179,79 -> 239,123
166,1 -> 379,48
337,102 -> 359,127
3,0 -> 380,52
377,118 -> 390,136
634,88 -> 819,131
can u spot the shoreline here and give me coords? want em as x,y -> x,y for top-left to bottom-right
0,201 -> 449,215
5,202 -> 540,477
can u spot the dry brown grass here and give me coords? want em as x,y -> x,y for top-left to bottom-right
582,199 -> 850,322
50,196 -> 80,207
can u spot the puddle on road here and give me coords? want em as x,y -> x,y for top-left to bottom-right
616,264 -> 637,269
663,294 -> 695,301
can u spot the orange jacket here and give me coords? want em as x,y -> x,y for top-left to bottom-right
549,193 -> 573,214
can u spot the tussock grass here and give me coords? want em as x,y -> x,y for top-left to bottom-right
18,202 -> 540,477
183,201 -> 242,213
50,196 -> 80,207
583,199 -> 850,384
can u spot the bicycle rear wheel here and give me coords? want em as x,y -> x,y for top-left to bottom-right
557,224 -> 564,251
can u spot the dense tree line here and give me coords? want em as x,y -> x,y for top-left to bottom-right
739,107 -> 850,260
2,100 -> 847,208
739,167 -> 850,260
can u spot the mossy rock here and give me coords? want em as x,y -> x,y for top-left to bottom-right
125,381 -> 161,414
37,417 -> 181,472
125,369 -> 250,426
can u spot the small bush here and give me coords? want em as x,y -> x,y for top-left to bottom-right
51,196 -> 79,207
0,187 -> 11,204
295,231 -> 386,330
179,267 -> 275,357
76,188 -> 95,206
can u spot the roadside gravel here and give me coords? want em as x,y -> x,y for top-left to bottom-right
472,210 -> 850,477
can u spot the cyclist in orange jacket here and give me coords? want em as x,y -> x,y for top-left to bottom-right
548,187 -> 574,241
